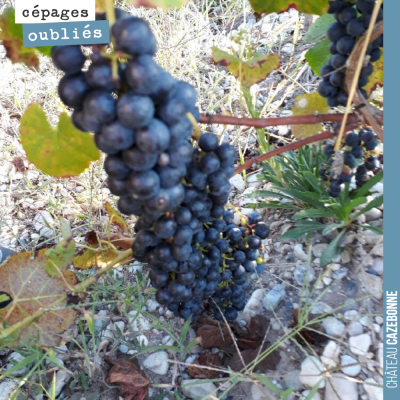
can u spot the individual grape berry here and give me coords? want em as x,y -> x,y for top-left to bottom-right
95,122 -> 135,155
199,133 -> 219,152
154,216 -> 178,239
324,144 -> 335,156
112,17 -> 157,56
118,196 -> 143,216
86,61 -> 116,91
347,18 -> 366,36
58,73 -> 89,109
104,155 -> 131,179
345,132 -> 360,147
327,22 -> 348,43
127,170 -> 160,200
122,146 -> 158,171
338,7 -> 357,25
351,146 -> 364,159
330,54 -> 348,69
136,119 -> 170,153
82,90 -> 116,132
330,71 -> 345,87
364,137 -> 378,151
117,93 -> 155,129
365,156 -> 379,171
52,45 -> 85,75
318,80 -> 337,98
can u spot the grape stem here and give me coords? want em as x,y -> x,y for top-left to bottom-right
105,0 -> 119,80
199,112 -> 359,128
234,130 -> 337,174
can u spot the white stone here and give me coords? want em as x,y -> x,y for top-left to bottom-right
363,378 -> 383,400
364,208 -> 382,221
251,383 -> 279,400
299,356 -> 326,388
294,265 -> 315,286
247,173 -> 264,188
146,299 -> 160,313
363,274 -> 383,299
242,288 -> 265,323
94,310 -> 109,332
181,380 -> 217,399
5,352 -> 28,376
127,311 -> 151,332
311,302 -> 332,315
143,351 -> 169,375
359,316 -> 372,327
362,230 -> 381,246
230,174 -> 246,192
349,334 -> 371,356
302,390 -> 321,400
344,310 -> 359,321
324,373 -> 358,400
372,243 -> 383,257
293,244 -> 309,262
0,380 -> 18,400
281,43 -> 294,54
136,334 -> 149,347
322,318 -> 345,337
340,355 -> 361,377
313,244 -> 328,258
263,284 -> 286,311
53,370 -> 72,397
322,341 -> 340,363
371,258 -> 383,275
348,321 -> 364,336
376,343 -> 383,375
33,210 -> 55,238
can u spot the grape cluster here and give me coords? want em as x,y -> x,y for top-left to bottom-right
52,10 -> 270,321
319,128 -> 380,197
318,0 -> 383,107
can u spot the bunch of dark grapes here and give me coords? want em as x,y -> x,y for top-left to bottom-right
319,128 -> 380,197
51,10 -> 270,322
318,0 -> 383,107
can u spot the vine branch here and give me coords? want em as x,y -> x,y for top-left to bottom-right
234,131 -> 336,174
199,113 -> 359,128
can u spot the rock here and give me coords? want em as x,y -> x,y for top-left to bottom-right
283,370 -> 303,391
376,343 -> 383,375
324,373 -> 358,400
33,211 -> 55,238
0,380 -> 18,400
263,284 -> 286,311
332,268 -> 348,281
294,244 -> 309,262
349,334 -> 371,355
362,230 -> 381,246
230,174 -> 246,192
53,370 -> 72,397
364,208 -> 382,221
311,302 -> 332,315
281,43 -> 294,54
247,174 -> 263,188
363,378 -> 383,400
348,321 -> 364,336
143,351 -> 169,375
127,311 -> 151,332
146,299 -> 160,313
340,355 -> 361,377
251,383 -> 279,400
302,390 -> 321,400
181,379 -> 217,399
242,289 -> 265,323
294,265 -> 315,286
188,328 -> 202,354
119,344 -> 129,353
313,243 -> 328,258
372,243 -> 383,257
322,318 -> 345,337
371,258 -> 383,275
363,274 -> 383,299
344,310 -> 359,321
136,334 -> 149,347
94,310 -> 109,332
5,352 -> 28,376
299,356 -> 326,388
345,281 -> 358,297
321,341 -> 340,367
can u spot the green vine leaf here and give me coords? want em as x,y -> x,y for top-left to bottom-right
20,104 -> 101,178
304,14 -> 335,43
0,8 -> 53,68
45,237 -> 76,277
0,250 -> 77,347
212,47 -> 280,88
248,0 -> 329,17
305,40 -> 331,77
291,93 -> 328,138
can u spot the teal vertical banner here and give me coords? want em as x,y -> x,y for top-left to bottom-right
384,0 -> 398,399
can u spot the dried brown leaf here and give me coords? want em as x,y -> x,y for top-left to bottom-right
188,353 -> 221,379
197,324 -> 233,349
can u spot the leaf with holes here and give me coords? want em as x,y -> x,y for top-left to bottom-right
127,0 -> 188,9
45,237 -> 75,277
248,0 -> 329,17
105,202 -> 129,232
20,104 -> 100,178
291,93 -> 329,138
212,47 -> 280,88
364,50 -> 383,95
0,8 -> 53,68
0,250 -> 77,347
305,40 -> 331,77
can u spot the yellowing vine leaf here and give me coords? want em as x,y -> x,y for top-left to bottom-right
364,51 -> 383,96
0,250 -> 77,347
45,237 -> 75,277
0,8 -> 52,68
105,202 -> 129,232
291,93 -> 328,138
20,104 -> 100,178
248,0 -> 329,17
73,248 -> 118,270
212,47 -> 280,88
